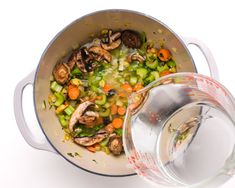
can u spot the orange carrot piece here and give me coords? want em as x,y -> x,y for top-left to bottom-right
160,70 -> 172,77
68,84 -> 80,100
157,49 -> 171,62
118,92 -> 126,98
121,83 -> 133,93
86,146 -> 96,153
112,118 -> 123,129
111,104 -> 118,115
103,84 -> 112,93
117,106 -> 126,115
133,83 -> 143,91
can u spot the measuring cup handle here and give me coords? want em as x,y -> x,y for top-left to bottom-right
183,37 -> 219,81
14,71 -> 56,153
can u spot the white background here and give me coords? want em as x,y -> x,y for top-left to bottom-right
1,0 -> 235,187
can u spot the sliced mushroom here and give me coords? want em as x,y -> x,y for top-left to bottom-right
69,101 -> 94,131
108,135 -> 123,155
74,130 -> 108,146
121,30 -> 142,49
101,30 -> 121,51
89,46 -> 112,62
53,63 -> 70,84
67,50 -> 82,69
128,53 -> 145,63
79,47 -> 96,72
78,111 -> 99,126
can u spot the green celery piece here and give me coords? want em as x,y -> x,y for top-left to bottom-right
115,128 -> 123,136
130,76 -> 138,86
50,81 -> 63,93
99,108 -> 110,117
54,92 -> 65,107
167,60 -> 176,68
150,71 -> 160,80
144,74 -> 155,86
64,105 -> 75,116
100,137 -> 109,147
146,59 -> 159,69
136,68 -> 148,79
58,115 -> 68,128
157,64 -> 169,72
95,94 -> 107,105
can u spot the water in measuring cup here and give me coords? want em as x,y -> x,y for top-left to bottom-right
131,83 -> 235,185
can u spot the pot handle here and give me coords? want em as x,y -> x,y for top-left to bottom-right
14,71 -> 56,153
183,37 -> 219,81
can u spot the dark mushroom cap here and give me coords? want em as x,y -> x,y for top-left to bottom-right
108,136 -> 123,155
121,30 -> 142,49
52,63 -> 70,84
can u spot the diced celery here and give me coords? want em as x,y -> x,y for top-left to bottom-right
88,75 -> 102,86
130,76 -> 138,86
115,128 -> 123,136
99,80 -> 105,87
90,85 -> 99,93
144,74 -> 155,86
58,115 -> 68,128
146,59 -> 158,69
95,94 -> 107,105
101,146 -> 110,155
146,53 -> 157,61
136,68 -> 148,79
99,108 -> 110,117
150,71 -> 160,80
64,105 -> 75,116
104,102 -> 111,109
157,64 -> 169,72
65,115 -> 71,120
169,67 -> 177,73
100,137 -> 109,147
167,60 -> 176,68
50,81 -> 63,93
54,92 -> 65,107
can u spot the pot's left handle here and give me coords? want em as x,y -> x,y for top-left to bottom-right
14,71 -> 56,153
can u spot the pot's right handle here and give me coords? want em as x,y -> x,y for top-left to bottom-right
183,37 -> 219,81
14,71 -> 56,153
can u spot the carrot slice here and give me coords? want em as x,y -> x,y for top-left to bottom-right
68,84 -> 80,100
121,83 -> 133,93
117,106 -> 126,115
160,70 -> 172,77
133,83 -> 143,91
94,143 -> 101,151
111,104 -> 118,115
86,146 -> 96,153
103,84 -> 112,93
118,92 -> 126,98
157,49 -> 171,62
112,118 -> 123,129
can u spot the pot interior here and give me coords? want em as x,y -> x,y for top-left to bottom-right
34,9 -> 196,176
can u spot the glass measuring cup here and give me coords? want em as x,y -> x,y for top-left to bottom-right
123,73 -> 235,187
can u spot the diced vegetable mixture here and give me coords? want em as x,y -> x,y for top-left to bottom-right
48,29 -> 177,156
